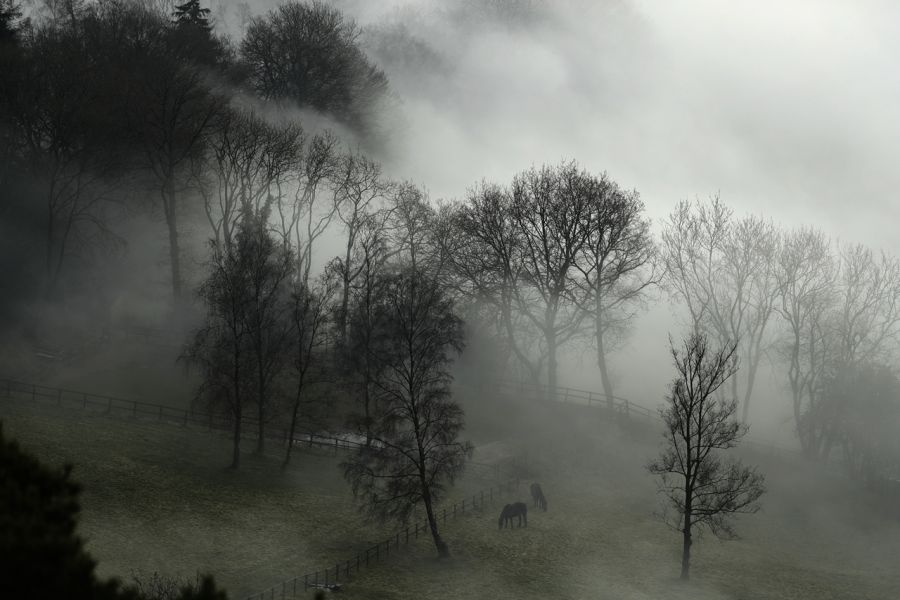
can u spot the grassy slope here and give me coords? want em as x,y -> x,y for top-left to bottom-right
3,386 -> 900,600
0,397 -> 501,599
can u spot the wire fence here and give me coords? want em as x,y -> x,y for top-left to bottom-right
243,478 -> 520,599
0,377 -> 508,478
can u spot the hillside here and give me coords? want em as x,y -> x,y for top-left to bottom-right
2,382 -> 900,599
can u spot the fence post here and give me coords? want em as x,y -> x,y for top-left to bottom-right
587,390 -> 592,405
414,522 -> 418,539
443,508 -> 446,523
625,399 -> 630,419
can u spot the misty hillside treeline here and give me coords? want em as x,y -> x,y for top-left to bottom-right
2,0 -> 900,498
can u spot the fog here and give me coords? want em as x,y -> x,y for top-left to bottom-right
304,0 -> 900,438
3,0 -> 900,598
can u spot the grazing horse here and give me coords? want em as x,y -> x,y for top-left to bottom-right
498,502 -> 528,529
530,482 -> 548,512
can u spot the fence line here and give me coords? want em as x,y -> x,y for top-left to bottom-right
243,478 -> 520,599
0,373 -> 800,468
487,379 -> 657,420
0,377 -> 508,479
471,379 -> 809,462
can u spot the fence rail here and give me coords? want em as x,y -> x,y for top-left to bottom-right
243,479 -> 520,600
489,379 -> 657,419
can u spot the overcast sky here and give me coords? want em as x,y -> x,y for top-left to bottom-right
329,0 -> 896,433
359,0 -> 900,254
207,0 -> 900,435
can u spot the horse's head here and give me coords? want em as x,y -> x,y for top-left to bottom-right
498,504 -> 511,529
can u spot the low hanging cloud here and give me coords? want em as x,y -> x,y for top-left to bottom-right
350,0 -> 900,254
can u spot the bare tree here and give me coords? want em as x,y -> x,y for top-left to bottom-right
662,197 -> 782,421
184,206 -> 292,465
271,130 -> 341,286
342,268 -> 472,558
774,228 -> 835,457
339,212 -> 392,446
331,152 -> 391,339
661,197 -> 730,336
283,275 -> 336,468
9,22 -> 125,294
647,333 -> 765,580
125,19 -> 223,305
201,109 -> 302,252
820,362 -> 900,486
574,180 -> 658,406
388,182 -> 437,273
508,161 -> 596,400
241,204 -> 294,454
831,243 -> 900,366
240,1 -> 389,136
449,182 -> 545,388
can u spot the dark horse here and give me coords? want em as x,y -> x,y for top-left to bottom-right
530,483 -> 548,512
498,502 -> 528,529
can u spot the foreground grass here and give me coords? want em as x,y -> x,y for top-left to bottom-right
337,444 -> 900,600
0,397 -> 502,599
3,391 -> 900,600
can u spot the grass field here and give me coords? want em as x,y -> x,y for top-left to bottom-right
3,386 -> 900,600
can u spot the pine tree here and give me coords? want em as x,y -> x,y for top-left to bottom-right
173,0 -> 212,31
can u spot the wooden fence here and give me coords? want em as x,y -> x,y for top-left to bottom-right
243,479 -> 520,600
0,377 -> 507,478
488,379 -> 657,420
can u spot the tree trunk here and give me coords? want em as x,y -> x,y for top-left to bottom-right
256,372 -> 266,454
283,395 -> 300,469
680,514 -> 692,580
596,326 -> 615,409
363,380 -> 372,447
231,404 -> 241,469
546,326 -> 558,403
681,473 -> 693,580
421,485 -> 448,558
741,354 -> 760,423
730,372 -> 739,417
163,184 -> 183,304
339,242 -> 352,341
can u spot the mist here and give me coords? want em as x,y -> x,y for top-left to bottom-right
2,1 -> 900,599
